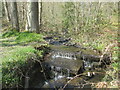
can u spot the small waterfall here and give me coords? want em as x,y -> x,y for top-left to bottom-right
51,65 -> 54,70
83,59 -> 96,77
54,72 -> 58,81
49,66 -> 65,81
83,60 -> 92,71
52,51 -> 77,60
82,55 -> 85,60
73,54 -> 77,60
45,81 -> 49,85
87,72 -> 91,77
56,66 -> 61,71
87,72 -> 96,77
60,68 -> 63,76
67,69 -> 70,77
66,69 -> 73,79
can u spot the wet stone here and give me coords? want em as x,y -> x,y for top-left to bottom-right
33,44 -> 107,88
44,52 -> 83,75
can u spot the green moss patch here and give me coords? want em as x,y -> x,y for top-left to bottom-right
15,32 -> 44,44
2,31 -> 46,46
2,30 -> 20,38
2,46 -> 44,88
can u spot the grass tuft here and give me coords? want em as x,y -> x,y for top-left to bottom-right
15,32 -> 44,43
1,30 -> 48,88
2,46 -> 43,88
2,30 -> 20,38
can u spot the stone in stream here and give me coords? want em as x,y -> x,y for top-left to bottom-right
43,44 -> 107,76
43,45 -> 86,75
42,74 -> 92,89
42,69 -> 105,89
34,44 -> 108,88
44,36 -> 110,66
42,77 -> 80,88
42,77 -> 67,88
44,55 -> 84,75
75,48 -> 111,66
49,38 -> 71,45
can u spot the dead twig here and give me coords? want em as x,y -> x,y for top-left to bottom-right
99,43 -> 116,65
61,71 -> 106,90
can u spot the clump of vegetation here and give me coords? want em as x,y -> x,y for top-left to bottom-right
2,30 -> 45,45
2,46 -> 44,88
15,32 -> 44,43
1,30 -> 49,88
2,30 -> 20,38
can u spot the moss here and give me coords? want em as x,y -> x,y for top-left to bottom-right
15,32 -> 44,44
2,30 -> 20,38
2,30 -> 45,45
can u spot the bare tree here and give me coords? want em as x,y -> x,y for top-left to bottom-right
11,2 -> 19,32
27,1 -> 39,33
39,0 -> 42,31
4,1 -> 11,22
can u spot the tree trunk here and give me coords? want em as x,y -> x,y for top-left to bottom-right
0,1 -> 2,18
11,2 -> 19,32
28,1 -> 39,33
74,2 -> 78,32
22,3 -> 25,21
39,1 -> 42,31
4,1 -> 11,22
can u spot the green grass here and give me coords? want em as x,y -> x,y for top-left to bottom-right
1,30 -> 49,88
15,32 -> 44,44
2,46 -> 36,63
2,30 -> 20,38
2,46 -> 44,88
2,46 -> 35,87
111,47 -> 120,71
1,30 -> 45,46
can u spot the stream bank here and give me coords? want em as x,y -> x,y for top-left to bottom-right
1,32 -> 50,88
29,36 -> 111,89
1,34 -> 112,89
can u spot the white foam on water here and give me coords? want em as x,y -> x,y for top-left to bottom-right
45,81 -> 49,85
52,52 -> 77,60
58,75 -> 65,79
87,72 -> 91,77
54,75 -> 65,81
67,77 -> 73,79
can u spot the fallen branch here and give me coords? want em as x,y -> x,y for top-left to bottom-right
99,43 -> 117,65
61,71 -> 106,90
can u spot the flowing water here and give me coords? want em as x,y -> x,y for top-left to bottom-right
32,44 -> 106,89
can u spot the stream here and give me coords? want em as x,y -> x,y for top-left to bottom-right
29,37 -> 110,89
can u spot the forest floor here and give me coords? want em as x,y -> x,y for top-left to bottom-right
1,31 -> 49,88
1,26 -> 119,88
1,14 -> 119,88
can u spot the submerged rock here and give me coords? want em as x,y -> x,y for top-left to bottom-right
44,57 -> 84,75
76,48 -> 111,66
42,77 -> 67,88
32,44 -> 108,88
42,75 -> 92,89
43,45 -> 85,75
